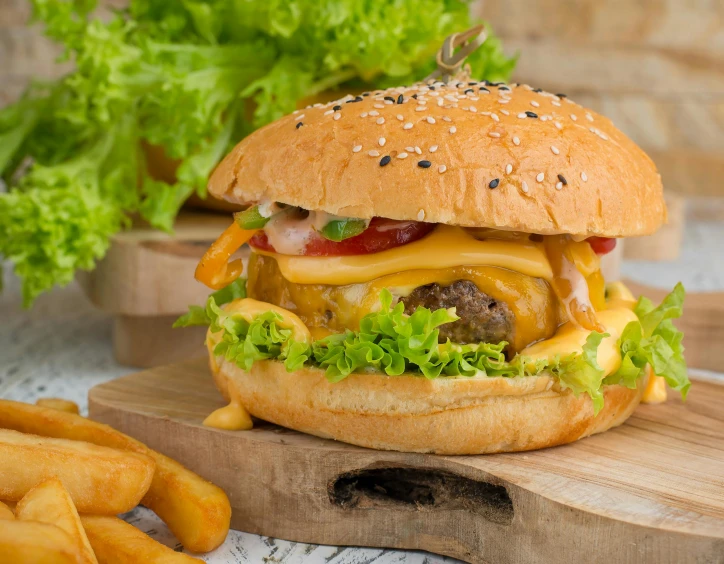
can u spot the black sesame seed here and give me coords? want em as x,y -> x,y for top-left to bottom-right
456,83 -> 464,88
333,105 -> 341,111
525,111 -> 538,118
418,160 -> 432,169
468,81 -> 478,86
412,94 -> 418,99
491,82 -> 504,87
557,174 -> 568,185
429,86 -> 435,90
479,87 -> 490,93
295,122 -> 303,129
397,94 -> 404,104
362,92 -> 370,96
556,93 -> 567,98
499,86 -> 511,91
489,178 -> 500,189
533,88 -> 543,93
346,96 -> 363,103
481,80 -> 491,86
380,155 -> 391,167
464,89 -> 474,94
384,96 -> 395,103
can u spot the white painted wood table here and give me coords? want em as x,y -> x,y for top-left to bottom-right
1,199 -> 723,562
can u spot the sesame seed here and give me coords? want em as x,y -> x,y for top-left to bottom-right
368,150 -> 380,157
522,181 -> 529,193
397,94 -> 404,104
437,98 -> 444,106
525,111 -> 538,118
500,109 -> 510,116
586,113 -> 594,122
417,209 -> 425,221
505,164 -> 513,174
384,96 -> 395,103
489,131 -> 501,138
555,182 -> 563,190
489,178 -> 500,189
415,106 -> 426,112
491,113 -> 499,121
334,113 -> 341,121
429,145 -> 438,153
403,122 -> 413,130
499,98 -> 510,104
352,145 -> 362,153
513,136 -> 521,146
396,114 -> 404,121
373,104 -> 384,109
369,110 -> 379,116
324,109 -> 334,116
551,145 -> 560,155
405,146 -> 415,152
438,164 -> 447,173
518,112 -> 527,119
581,172 -> 588,182
295,114 -> 305,121
397,152 -> 408,159
570,114 -> 577,121
412,94 -> 418,99
536,173 -> 545,182
552,101 -> 561,107
332,105 -> 341,112
540,116 -> 549,122
449,126 -> 457,134
533,88 -> 543,93
426,116 -> 436,124
557,93 -> 567,98
555,121 -> 563,130
295,122 -> 303,129
479,87 -> 490,94
376,117 -> 385,124
380,155 -> 391,167
470,106 -> 478,113
442,116 -> 452,122
531,100 -> 540,108
558,174 -> 568,185
360,112 -> 368,118
379,137 -> 386,146
415,146 -> 422,155
418,160 -> 432,168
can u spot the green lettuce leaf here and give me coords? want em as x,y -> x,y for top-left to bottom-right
174,277 -> 247,328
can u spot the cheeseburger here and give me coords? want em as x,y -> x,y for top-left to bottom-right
182,78 -> 689,454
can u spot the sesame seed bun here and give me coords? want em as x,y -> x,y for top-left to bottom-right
209,81 -> 666,237
210,357 -> 646,454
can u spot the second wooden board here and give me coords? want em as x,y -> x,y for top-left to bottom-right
88,359 -> 724,564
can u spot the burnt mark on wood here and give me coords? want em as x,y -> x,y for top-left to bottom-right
328,467 -> 514,525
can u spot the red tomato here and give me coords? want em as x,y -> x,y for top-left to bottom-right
249,218 -> 435,256
587,237 -> 617,255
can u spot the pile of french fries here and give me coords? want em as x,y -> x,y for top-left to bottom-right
0,398 -> 232,563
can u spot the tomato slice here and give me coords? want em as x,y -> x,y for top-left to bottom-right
249,218 -> 435,256
587,237 -> 617,256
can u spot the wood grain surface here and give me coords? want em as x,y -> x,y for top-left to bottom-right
88,359 -> 724,564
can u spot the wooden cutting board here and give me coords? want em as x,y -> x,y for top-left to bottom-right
88,359 -> 724,564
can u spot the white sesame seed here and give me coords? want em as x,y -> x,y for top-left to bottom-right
551,145 -> 560,155
334,113 -> 341,121
438,164 -> 447,174
352,145 -> 362,153
489,131 -> 501,138
570,114 -> 577,121
426,116 -> 436,124
586,113 -> 594,122
522,181 -> 529,193
470,106 -> 478,113
552,101 -> 561,107
500,109 -> 510,116
581,172 -> 588,182
360,112 -> 368,118
442,116 -> 452,122
536,173 -> 545,182
374,103 -> 384,109
437,98 -> 444,106
406,146 -> 415,152
398,152 -> 408,159
292,110 -> 299,114
429,145 -> 438,153
513,136 -> 521,146
396,114 -> 404,121
505,164 -> 513,174
415,106 -> 426,112
403,122 -> 413,130
518,113 -> 527,119
378,137 -> 386,146
415,146 -> 422,155
368,150 -> 380,157
498,98 -> 510,104
481,111 -> 491,116
531,100 -> 540,108
295,114 -> 305,121
491,113 -> 499,122
369,110 -> 379,116
324,109 -> 334,116
555,121 -> 562,130
376,117 -> 385,124
556,182 -> 563,190
417,209 -> 425,221
384,100 -> 394,105
449,126 -> 457,134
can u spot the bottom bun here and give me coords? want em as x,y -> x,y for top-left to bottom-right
211,358 -> 645,455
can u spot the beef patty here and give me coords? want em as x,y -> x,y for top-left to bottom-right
400,280 -> 515,346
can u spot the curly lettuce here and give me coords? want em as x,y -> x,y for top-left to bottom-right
178,285 -> 690,414
1,0 -> 516,305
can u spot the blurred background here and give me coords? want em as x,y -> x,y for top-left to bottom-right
1,0 -> 722,382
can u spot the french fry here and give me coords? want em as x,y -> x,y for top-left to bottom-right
0,400 -> 231,552
16,478 -> 98,564
0,500 -> 14,520
36,398 -> 81,414
0,520 -> 83,563
0,428 -> 154,514
80,515 -> 203,564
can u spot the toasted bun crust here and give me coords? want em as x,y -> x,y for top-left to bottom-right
210,358 -> 645,455
209,81 -> 665,237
